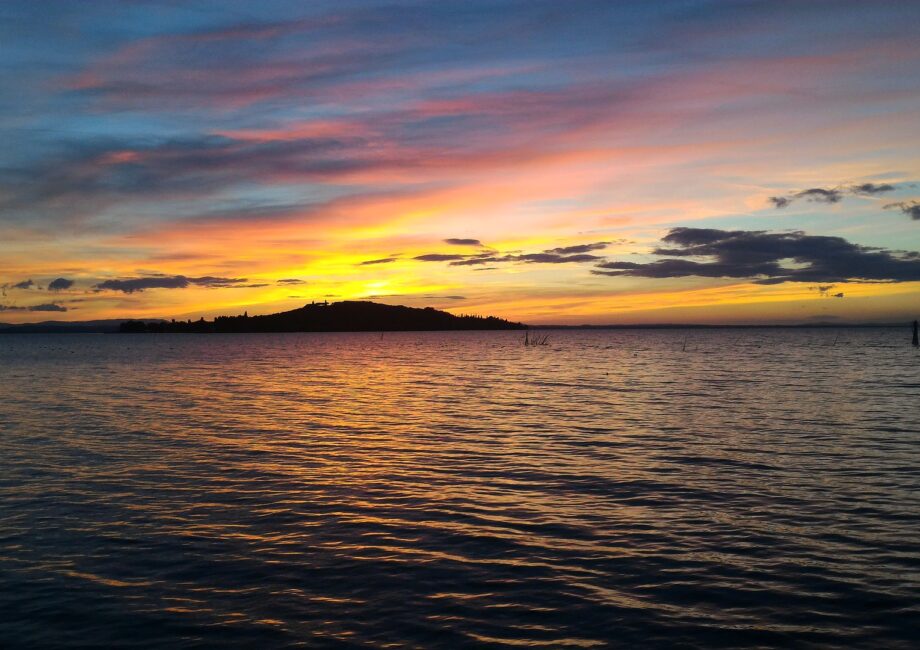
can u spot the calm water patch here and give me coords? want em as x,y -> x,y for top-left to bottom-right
1,329 -> 918,648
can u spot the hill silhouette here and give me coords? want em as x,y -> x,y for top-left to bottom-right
119,300 -> 526,333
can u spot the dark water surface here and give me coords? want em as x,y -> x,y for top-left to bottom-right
1,329 -> 918,648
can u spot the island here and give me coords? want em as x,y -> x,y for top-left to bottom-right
119,300 -> 526,333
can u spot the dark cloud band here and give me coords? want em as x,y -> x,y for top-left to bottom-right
94,275 -> 249,293
593,227 -> 920,284
0,303 -> 67,312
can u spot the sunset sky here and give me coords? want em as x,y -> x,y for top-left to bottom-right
2,0 -> 919,324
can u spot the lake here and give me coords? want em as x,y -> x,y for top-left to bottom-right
1,329 -> 918,648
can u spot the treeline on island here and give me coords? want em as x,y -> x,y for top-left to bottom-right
119,300 -> 526,333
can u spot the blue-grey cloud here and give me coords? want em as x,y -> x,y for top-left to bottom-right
448,252 -> 601,265
414,253 -> 468,262
28,303 -> 68,312
884,201 -> 920,220
514,253 -> 601,264
188,276 -> 250,288
414,246 -> 605,266
47,277 -> 75,291
0,303 -> 67,312
543,242 -> 610,255
59,2 -> 635,113
94,275 -> 249,293
851,183 -> 896,196
447,256 -> 502,266
0,134 -> 417,230
770,183 -> 897,209
768,196 -> 791,208
793,188 -> 843,204
444,238 -> 483,246
593,228 -> 920,284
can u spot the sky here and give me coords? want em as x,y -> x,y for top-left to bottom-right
1,0 -> 919,325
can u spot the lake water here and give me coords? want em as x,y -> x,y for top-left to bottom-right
1,329 -> 918,648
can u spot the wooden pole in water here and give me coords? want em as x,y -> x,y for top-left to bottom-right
913,320 -> 919,346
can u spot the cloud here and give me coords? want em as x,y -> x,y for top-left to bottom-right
47,278 -> 75,291
3,69 -> 645,232
413,253 -> 468,262
885,201 -> 920,220
276,278 -> 307,284
63,8 -> 428,112
0,133 -> 404,229
543,242 -> 610,255
6,279 -> 34,290
770,182 -> 897,209
851,183 -> 895,195
448,255 -> 502,266
28,303 -> 68,312
512,253 -> 602,264
593,227 -> 920,284
447,252 -> 602,265
359,257 -> 398,265
413,243 -> 607,267
94,275 -> 249,293
444,238 -> 484,246
62,3 -> 634,120
794,188 -> 843,204
192,276 -> 250,288
1,51 -> 658,234
0,303 -> 67,312
95,276 -> 189,293
768,196 -> 791,208
811,284 -> 844,298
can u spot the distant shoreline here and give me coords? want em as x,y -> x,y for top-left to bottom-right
0,323 -> 909,334
0,300 -> 913,334
529,323 -> 908,330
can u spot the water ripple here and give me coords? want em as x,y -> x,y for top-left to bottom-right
1,329 -> 918,648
